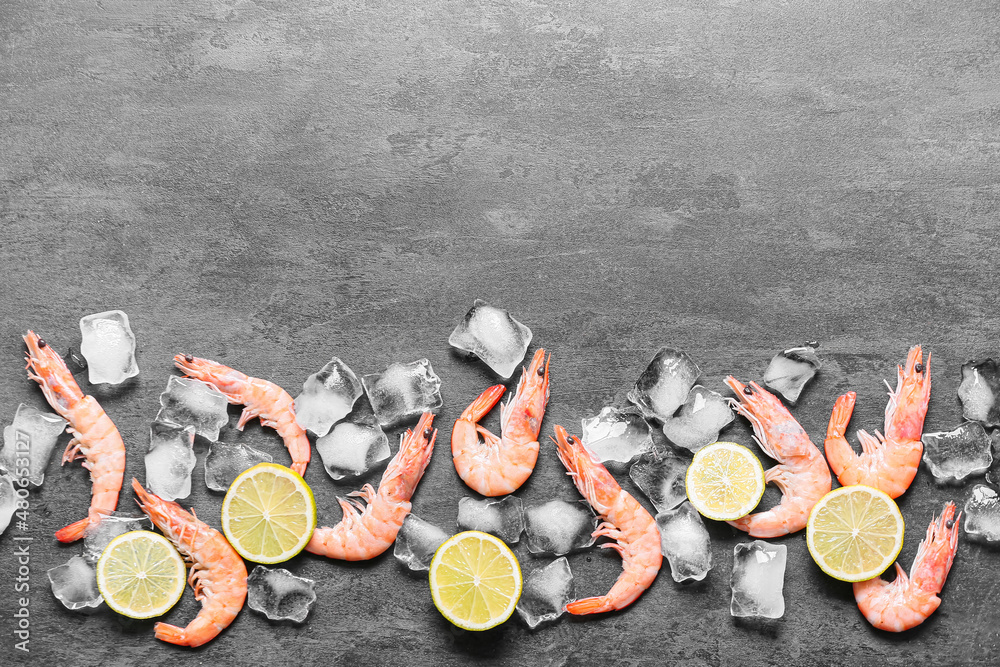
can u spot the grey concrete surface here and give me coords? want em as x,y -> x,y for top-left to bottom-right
3,0 -> 1000,664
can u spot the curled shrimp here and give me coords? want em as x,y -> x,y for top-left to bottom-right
174,354 -> 310,475
23,331 -> 126,543
725,377 -> 831,537
452,349 -> 550,496
306,412 -> 437,560
854,501 -> 960,632
552,425 -> 661,614
825,346 -> 930,499
132,479 -> 247,647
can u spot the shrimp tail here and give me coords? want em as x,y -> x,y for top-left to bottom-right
153,623 -> 189,646
461,385 -> 506,421
54,515 -> 92,543
565,596 -> 612,615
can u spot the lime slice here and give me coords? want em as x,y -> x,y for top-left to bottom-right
96,531 -> 186,619
807,485 -> 905,582
221,462 -> 317,564
685,441 -> 766,521
429,530 -> 522,631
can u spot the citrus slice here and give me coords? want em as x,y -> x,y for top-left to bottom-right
807,485 -> 905,582
96,530 -> 186,619
429,530 -> 522,631
685,441 -> 766,521
221,462 -> 317,564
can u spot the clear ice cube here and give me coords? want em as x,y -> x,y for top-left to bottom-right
246,566 -> 317,623
293,357 -> 363,437
2,403 -> 67,486
987,431 -> 1000,487
629,449 -> 690,513
155,376 -> 230,441
362,359 -> 443,428
523,500 -> 598,556
627,347 -> 701,421
921,422 -> 994,484
315,397 -> 390,481
731,540 -> 786,619
580,407 -> 653,467
656,501 -> 712,583
958,359 -> 1000,427
964,484 -> 1000,544
661,385 -> 735,453
457,496 -> 524,544
762,346 -> 820,405
79,310 -> 139,385
48,555 -> 103,611
144,421 -> 196,501
516,557 -> 574,630
448,299 -> 533,379
0,469 -> 16,536
82,512 -> 153,561
204,441 -> 273,492
394,513 -> 450,571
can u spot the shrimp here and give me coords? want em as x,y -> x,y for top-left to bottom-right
306,412 -> 437,560
452,349 -> 550,496
132,479 -> 247,647
725,377 -> 831,538
854,502 -> 960,632
825,345 -> 930,499
22,331 -> 126,543
552,425 -> 661,614
173,354 -> 309,475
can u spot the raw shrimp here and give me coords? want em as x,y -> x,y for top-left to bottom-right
132,479 -> 247,647
825,346 -> 930,499
552,425 -> 661,614
854,501 -> 960,632
23,331 -> 126,543
306,412 -> 437,560
725,377 -> 831,538
452,349 -> 550,496
174,354 -> 309,475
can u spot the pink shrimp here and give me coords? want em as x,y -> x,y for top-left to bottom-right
825,345 -> 930,499
552,425 -> 661,614
854,501 -> 960,632
306,412 -> 437,560
452,349 -> 550,496
173,354 -> 309,475
22,331 -> 126,543
725,377 -> 831,537
132,479 -> 247,647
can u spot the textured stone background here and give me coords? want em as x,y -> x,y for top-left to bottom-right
3,0 -> 1000,664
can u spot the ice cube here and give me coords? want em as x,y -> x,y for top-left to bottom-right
656,501 -> 712,583
964,484 -> 1000,544
2,403 -> 67,486
731,540 -> 787,619
516,557 -> 574,630
661,385 -> 735,452
921,422 -> 994,484
580,407 -> 653,467
762,346 -> 820,405
393,513 -> 450,571
293,357 -> 363,437
457,496 -> 524,544
79,310 -> 139,385
448,299 -> 533,379
958,359 -> 1000,427
315,397 -> 390,481
155,376 -> 230,441
144,421 -> 196,501
48,555 -> 103,611
246,566 -> 317,623
204,441 -> 273,492
987,432 -> 1000,487
82,512 -> 153,561
362,359 -> 443,428
627,347 -> 701,421
629,449 -> 690,513
0,469 -> 16,536
523,500 -> 598,556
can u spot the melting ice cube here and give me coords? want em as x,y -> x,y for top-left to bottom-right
958,359 -> 1000,427
921,422 -> 994,485
82,512 -> 153,561
731,540 -> 786,619
204,441 -> 273,492
580,407 -> 653,467
394,514 -> 450,572
448,300 -> 533,379
516,557 -> 574,630
362,359 -> 443,428
656,502 -> 712,583
144,421 -> 196,501
762,346 -> 820,405
79,310 -> 139,385
293,357 -> 363,437
629,449 -> 690,513
661,385 -> 735,453
0,469 -> 16,536
964,484 -> 1000,544
48,555 -> 103,611
246,566 -> 317,623
457,496 -> 524,544
2,403 -> 67,486
155,376 -> 230,441
627,347 -> 701,422
315,397 -> 390,481
523,500 -> 598,556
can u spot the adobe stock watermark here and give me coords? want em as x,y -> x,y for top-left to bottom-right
9,429 -> 34,653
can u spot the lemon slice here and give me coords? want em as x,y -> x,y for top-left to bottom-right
685,441 -> 766,521
429,531 -> 522,631
807,485 -> 905,582
96,531 -> 186,619
221,462 -> 317,564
